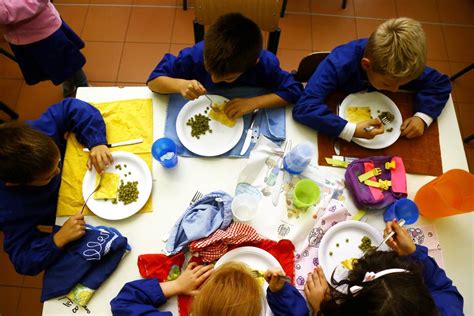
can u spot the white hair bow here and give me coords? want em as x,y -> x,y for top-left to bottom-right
349,268 -> 409,294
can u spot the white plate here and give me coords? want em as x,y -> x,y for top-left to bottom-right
318,221 -> 385,289
176,95 -> 244,156
340,91 -> 402,149
82,151 -> 152,220
215,246 -> 282,316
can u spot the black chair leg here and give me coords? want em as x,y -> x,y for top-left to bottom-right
342,0 -> 347,9
0,101 -> 19,120
268,29 -> 281,55
183,0 -> 187,10
280,0 -> 288,17
193,19 -> 205,43
464,134 -> 474,143
0,47 -> 17,63
450,63 -> 474,81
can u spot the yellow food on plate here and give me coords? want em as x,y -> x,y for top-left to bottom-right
208,101 -> 236,127
93,173 -> 119,200
346,106 -> 371,123
341,258 -> 358,270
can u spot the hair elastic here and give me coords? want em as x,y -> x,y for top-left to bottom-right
349,268 -> 409,294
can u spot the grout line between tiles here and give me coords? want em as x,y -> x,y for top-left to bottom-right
114,6 -> 133,82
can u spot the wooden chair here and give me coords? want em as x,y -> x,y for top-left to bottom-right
193,0 -> 282,55
291,52 -> 330,82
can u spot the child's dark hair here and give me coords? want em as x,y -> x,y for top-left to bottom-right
321,251 -> 438,316
204,12 -> 263,76
0,121 -> 58,184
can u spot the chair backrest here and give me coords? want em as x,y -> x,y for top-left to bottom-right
195,0 -> 281,32
293,52 -> 330,82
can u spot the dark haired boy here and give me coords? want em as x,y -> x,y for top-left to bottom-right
147,12 -> 303,119
0,98 -> 112,275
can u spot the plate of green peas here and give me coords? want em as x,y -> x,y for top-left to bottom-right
176,94 -> 244,156
82,151 -> 152,220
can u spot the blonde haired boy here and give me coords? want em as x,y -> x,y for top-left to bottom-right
294,17 -> 451,141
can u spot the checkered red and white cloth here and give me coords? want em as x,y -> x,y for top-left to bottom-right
189,222 -> 263,262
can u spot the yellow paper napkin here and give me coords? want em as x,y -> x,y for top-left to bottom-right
57,99 -> 153,216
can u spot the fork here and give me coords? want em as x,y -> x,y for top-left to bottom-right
203,95 -> 215,110
250,270 -> 291,282
81,175 -> 102,214
364,113 -> 391,132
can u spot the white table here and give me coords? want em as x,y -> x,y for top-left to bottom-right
43,87 -> 473,315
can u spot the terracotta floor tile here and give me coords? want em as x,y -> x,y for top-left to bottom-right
89,81 -> 118,86
0,43 -> 23,80
17,288 -> 43,316
133,0 -> 177,5
117,43 -> 169,83
354,0 -> 397,18
437,0 -> 474,25
54,0 -> 89,3
22,272 -> 43,289
463,145 -> 474,173
82,42 -> 124,82
279,14 -> 312,50
450,62 -> 474,104
455,102 -> 474,139
126,7 -> 175,43
312,16 -> 357,51
56,5 -> 89,36
442,26 -> 474,63
171,8 -> 195,44
355,18 -> 384,38
90,0 -> 133,3
277,49 -> 312,73
423,23 -> 448,61
0,79 -> 23,109
0,286 -> 21,316
0,234 -> 24,287
426,60 -> 451,76
170,43 -> 191,56
82,6 -> 131,42
310,0 -> 355,16
116,82 -> 146,87
286,0 -> 311,13
15,82 -> 63,121
395,0 -> 440,22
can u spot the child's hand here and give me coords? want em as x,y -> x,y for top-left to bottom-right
264,268 -> 287,293
354,118 -> 384,139
53,212 -> 86,248
179,80 -> 206,100
385,219 -> 416,256
224,98 -> 256,119
401,116 -> 425,138
172,262 -> 213,296
87,144 -> 113,174
304,266 -> 329,314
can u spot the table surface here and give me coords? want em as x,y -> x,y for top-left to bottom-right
43,87 -> 473,316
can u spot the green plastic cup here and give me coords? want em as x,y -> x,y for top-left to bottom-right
293,179 -> 320,208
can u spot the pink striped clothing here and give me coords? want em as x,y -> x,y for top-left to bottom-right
0,0 -> 61,45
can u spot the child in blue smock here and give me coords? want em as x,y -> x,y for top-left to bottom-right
0,0 -> 88,98
0,98 -> 112,275
111,261 -> 308,316
147,12 -> 303,119
294,17 -> 451,142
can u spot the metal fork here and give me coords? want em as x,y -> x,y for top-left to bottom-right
250,270 -> 291,282
364,113 -> 391,132
81,175 -> 102,214
204,95 -> 215,110
190,190 -> 203,205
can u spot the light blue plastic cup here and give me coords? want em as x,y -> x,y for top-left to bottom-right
152,138 -> 178,168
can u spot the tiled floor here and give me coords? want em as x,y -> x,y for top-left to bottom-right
0,0 -> 473,314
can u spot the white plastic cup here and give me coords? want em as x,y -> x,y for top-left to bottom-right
283,141 -> 315,174
231,193 -> 260,222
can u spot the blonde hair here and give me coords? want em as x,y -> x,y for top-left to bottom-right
365,17 -> 427,79
191,262 -> 264,316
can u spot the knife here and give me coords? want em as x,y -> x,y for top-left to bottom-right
240,110 -> 259,156
82,138 -> 144,152
272,140 -> 292,206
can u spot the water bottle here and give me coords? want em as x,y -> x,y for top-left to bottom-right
283,141 -> 315,174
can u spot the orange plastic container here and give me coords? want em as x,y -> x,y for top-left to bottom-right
414,169 -> 474,218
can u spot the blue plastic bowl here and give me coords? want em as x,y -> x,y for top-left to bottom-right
383,198 -> 419,225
